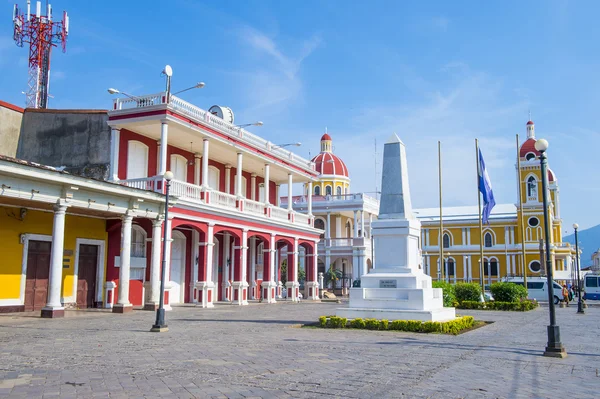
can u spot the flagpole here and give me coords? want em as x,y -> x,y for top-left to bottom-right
475,139 -> 485,295
438,141 -> 444,282
516,134 -> 528,292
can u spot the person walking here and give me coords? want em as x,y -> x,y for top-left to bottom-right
562,284 -> 570,307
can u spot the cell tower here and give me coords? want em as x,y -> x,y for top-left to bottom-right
12,1 -> 69,109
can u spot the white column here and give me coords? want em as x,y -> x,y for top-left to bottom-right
264,164 -> 270,204
307,181 -> 313,215
199,223 -> 215,308
147,218 -> 162,308
353,210 -> 358,239
369,213 -> 373,239
41,204 -> 68,317
109,128 -> 120,181
251,174 -> 257,201
276,185 -> 281,206
326,212 -> 331,240
236,153 -> 243,197
194,153 -> 201,186
225,165 -> 232,194
360,210 -> 365,237
223,233 -> 231,301
114,213 -> 134,312
286,238 -> 300,302
287,174 -> 293,210
159,122 -> 168,175
201,139 -> 209,188
236,229 -> 249,305
250,237 -> 256,299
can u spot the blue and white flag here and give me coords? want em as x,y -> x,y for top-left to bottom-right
478,148 -> 496,225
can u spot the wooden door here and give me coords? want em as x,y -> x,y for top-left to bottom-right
76,244 -> 98,308
24,241 -> 51,311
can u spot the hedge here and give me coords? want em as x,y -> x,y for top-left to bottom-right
455,282 -> 482,302
458,299 -> 538,311
489,282 -> 528,302
432,281 -> 456,307
318,316 -> 475,335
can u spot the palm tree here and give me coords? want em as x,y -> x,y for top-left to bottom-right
324,266 -> 342,289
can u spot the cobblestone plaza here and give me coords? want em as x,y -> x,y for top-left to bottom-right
0,302 -> 598,398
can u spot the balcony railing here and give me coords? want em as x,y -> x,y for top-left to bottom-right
112,92 -> 316,173
119,177 -> 313,228
329,238 -> 354,247
284,192 -> 379,209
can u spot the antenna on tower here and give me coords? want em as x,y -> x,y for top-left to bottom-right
374,138 -> 378,200
12,1 -> 69,108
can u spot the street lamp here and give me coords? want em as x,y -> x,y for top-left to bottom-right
151,170 -> 174,333
573,223 -> 584,314
273,142 -> 302,149
107,88 -> 138,100
173,82 -> 205,95
237,121 -> 264,128
534,138 -> 566,358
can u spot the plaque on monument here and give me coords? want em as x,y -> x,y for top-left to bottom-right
379,279 -> 397,288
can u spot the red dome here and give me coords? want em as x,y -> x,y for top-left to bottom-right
520,138 -> 540,158
548,169 -> 556,182
321,133 -> 332,141
311,152 -> 348,177
526,120 -> 534,125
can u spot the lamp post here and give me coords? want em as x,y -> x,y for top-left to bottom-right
573,223 -> 584,314
151,171 -> 174,333
534,138 -> 566,358
273,142 -> 302,149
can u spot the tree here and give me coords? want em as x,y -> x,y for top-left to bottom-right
280,259 -> 306,285
324,266 -> 342,289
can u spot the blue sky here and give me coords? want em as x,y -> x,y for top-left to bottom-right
1,0 -> 599,232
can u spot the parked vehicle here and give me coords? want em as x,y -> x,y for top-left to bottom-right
504,277 -> 564,304
584,275 -> 600,300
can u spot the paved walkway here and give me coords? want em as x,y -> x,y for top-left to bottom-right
0,302 -> 598,398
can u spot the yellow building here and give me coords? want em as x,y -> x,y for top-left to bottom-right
415,119 -> 576,284
0,156 -> 164,315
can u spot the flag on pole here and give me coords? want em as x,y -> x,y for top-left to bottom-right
478,148 -> 496,224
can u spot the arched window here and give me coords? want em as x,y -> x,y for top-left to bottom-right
170,154 -> 187,182
484,232 -> 493,248
314,185 -> 321,196
346,221 -> 352,238
325,185 -> 332,196
525,153 -> 536,161
490,259 -> 498,276
336,186 -> 342,198
126,141 -> 148,179
442,233 -> 450,248
314,219 -> 325,238
208,166 -> 220,190
447,259 -> 455,276
258,183 -> 265,202
527,176 -> 537,198
131,225 -> 147,258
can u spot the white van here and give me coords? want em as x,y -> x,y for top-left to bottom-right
504,277 -> 565,304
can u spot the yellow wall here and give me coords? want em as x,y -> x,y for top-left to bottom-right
0,207 -> 107,301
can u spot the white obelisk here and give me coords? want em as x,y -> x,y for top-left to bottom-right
337,134 -> 456,322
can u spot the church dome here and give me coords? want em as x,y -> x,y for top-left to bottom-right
311,132 -> 349,177
520,138 -> 540,158
548,168 -> 556,182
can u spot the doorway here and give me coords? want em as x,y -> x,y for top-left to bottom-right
170,230 -> 186,304
24,240 -> 51,311
76,244 -> 99,308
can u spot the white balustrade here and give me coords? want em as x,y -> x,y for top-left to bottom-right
329,238 -> 354,247
271,206 -> 289,221
244,199 -> 265,216
212,191 -> 238,209
120,176 -> 160,191
113,93 -> 316,172
170,180 -> 202,202
294,212 -> 310,226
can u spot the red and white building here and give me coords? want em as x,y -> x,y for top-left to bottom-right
106,92 -> 322,312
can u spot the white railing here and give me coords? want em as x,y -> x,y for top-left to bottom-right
120,176 -> 161,192
244,198 -> 265,216
170,180 -> 202,202
271,206 -> 290,221
329,238 -> 354,247
212,191 -> 237,209
294,212 -> 310,225
113,93 -> 316,172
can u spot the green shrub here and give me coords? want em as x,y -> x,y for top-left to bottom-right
319,316 -> 327,328
455,282 -> 482,303
318,316 -> 476,335
350,318 -> 366,329
380,319 -> 389,330
457,299 -> 538,311
365,318 -> 380,330
432,281 -> 456,307
490,282 -> 528,302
